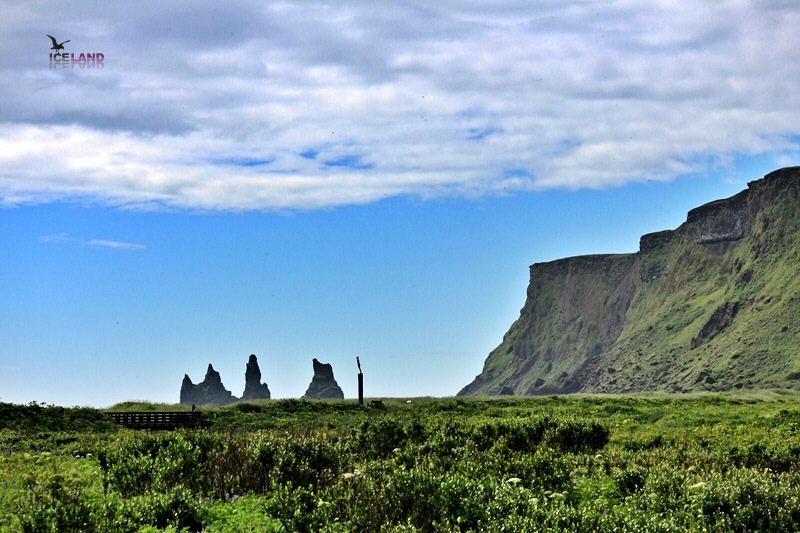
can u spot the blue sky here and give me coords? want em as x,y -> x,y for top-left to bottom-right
2,2 -> 800,406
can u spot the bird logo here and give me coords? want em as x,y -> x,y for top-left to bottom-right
47,34 -> 70,56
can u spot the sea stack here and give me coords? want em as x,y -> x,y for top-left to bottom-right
241,354 -> 271,400
302,358 -> 344,399
180,364 -> 238,406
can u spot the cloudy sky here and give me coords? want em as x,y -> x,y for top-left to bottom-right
2,1 -> 800,406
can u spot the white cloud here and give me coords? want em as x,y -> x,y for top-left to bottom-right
86,240 -> 146,250
39,232 -> 145,250
38,232 -> 74,244
2,1 -> 800,210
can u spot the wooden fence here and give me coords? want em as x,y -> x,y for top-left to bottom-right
107,411 -> 200,430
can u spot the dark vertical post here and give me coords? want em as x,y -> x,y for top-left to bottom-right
357,357 -> 364,406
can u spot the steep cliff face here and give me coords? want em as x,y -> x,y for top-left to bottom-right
460,167 -> 800,395
459,254 -> 637,395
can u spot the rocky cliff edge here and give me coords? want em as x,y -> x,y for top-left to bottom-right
460,167 -> 800,395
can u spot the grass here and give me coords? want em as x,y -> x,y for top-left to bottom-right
4,394 -> 800,531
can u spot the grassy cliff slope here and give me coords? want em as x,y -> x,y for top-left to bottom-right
460,167 -> 800,395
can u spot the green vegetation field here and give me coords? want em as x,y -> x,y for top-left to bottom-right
3,392 -> 800,531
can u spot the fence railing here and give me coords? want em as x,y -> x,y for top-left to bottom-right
107,411 -> 200,430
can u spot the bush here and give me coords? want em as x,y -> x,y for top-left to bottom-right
11,395 -> 800,531
544,418 -> 609,453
